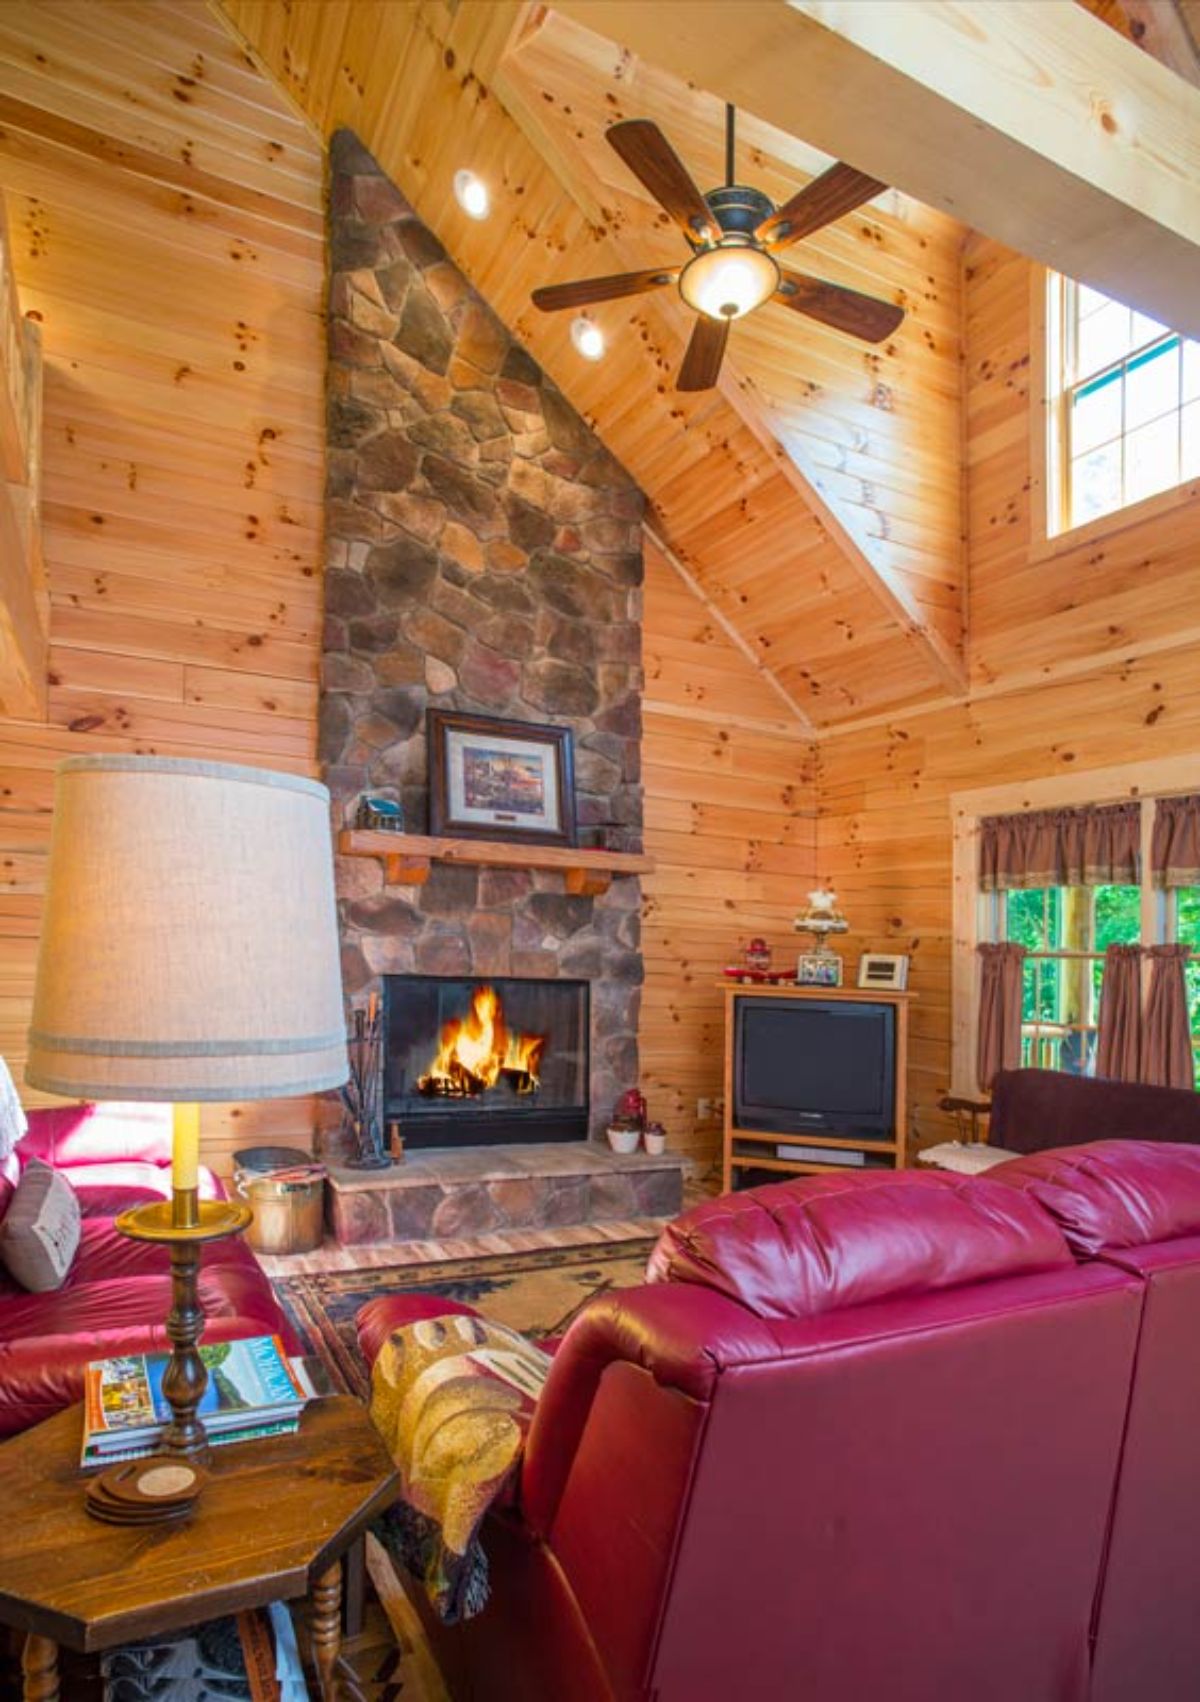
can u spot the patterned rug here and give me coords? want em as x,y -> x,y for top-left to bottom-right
273,1239 -> 656,1398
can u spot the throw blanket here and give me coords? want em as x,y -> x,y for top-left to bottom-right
369,1312 -> 551,1623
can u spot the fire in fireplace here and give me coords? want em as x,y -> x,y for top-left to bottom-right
384,975 -> 589,1148
418,984 -> 545,1100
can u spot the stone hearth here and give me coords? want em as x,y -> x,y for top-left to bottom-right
326,1143 -> 686,1246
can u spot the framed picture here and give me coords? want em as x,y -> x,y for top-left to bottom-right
797,952 -> 843,988
857,952 -> 909,991
427,709 -> 576,847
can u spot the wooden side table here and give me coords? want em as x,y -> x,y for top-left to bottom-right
0,1395 -> 399,1701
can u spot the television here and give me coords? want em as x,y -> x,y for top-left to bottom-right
733,997 -> 896,1136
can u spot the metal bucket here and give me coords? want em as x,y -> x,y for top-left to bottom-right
234,1145 -> 326,1256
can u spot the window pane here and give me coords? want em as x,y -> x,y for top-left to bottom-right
1125,339 -> 1180,431
1072,440 -> 1122,523
1183,401 -> 1200,481
1174,887 -> 1200,949
1006,888 -> 1052,952
1071,373 -> 1122,455
1125,414 -> 1179,504
1094,885 -> 1141,949
1132,308 -> 1170,347
1184,340 -> 1200,403
1077,299 -> 1133,376
1077,284 -> 1111,322
1185,959 -> 1200,1083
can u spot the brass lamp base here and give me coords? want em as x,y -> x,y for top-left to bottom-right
114,1194 -> 253,1463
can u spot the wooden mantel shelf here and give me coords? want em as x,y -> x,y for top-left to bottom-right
338,829 -> 654,897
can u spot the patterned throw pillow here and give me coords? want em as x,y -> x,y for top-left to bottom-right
0,1158 -> 80,1291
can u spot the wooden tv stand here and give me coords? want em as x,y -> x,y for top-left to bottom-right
720,984 -> 914,1192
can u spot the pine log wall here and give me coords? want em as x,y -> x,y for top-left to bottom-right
817,236 -> 1200,1151
0,1 -> 326,1175
641,536 -> 816,1170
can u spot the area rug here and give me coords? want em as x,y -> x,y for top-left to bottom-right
274,1239 -> 656,1398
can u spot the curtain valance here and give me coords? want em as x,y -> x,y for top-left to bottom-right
1151,794 -> 1200,889
979,803 -> 1140,892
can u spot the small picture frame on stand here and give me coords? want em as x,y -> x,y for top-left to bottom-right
797,953 -> 843,988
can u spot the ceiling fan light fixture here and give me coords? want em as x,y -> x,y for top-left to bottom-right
453,169 -> 490,221
570,315 -> 606,361
678,240 -> 779,322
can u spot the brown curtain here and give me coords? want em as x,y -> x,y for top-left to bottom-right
1151,795 -> 1200,889
976,943 -> 1027,1091
1141,944 -> 1195,1090
1096,944 -> 1143,1083
980,803 -> 1141,892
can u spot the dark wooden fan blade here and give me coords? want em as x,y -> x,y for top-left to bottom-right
756,162 -> 887,249
531,268 -> 678,312
607,119 -> 717,244
677,315 -> 729,392
774,269 -> 903,343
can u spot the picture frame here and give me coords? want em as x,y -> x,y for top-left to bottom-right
857,952 -> 910,991
427,709 -> 576,847
797,952 -> 843,988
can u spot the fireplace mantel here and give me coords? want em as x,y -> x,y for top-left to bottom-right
339,829 -> 654,898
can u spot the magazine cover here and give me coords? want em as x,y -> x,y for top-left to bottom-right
85,1335 -> 304,1442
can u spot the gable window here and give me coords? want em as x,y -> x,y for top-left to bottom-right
1046,274 -> 1200,534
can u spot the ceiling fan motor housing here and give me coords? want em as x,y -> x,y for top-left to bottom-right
700,184 -> 775,239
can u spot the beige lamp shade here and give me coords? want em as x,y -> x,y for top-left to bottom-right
26,756 -> 348,1101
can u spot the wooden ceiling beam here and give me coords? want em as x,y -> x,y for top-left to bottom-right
555,0 -> 1200,339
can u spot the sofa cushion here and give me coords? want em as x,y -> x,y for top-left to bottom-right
990,1139 -> 1200,1255
0,1160 -> 81,1292
646,1170 -> 1072,1321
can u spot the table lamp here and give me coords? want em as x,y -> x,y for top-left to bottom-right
25,755 -> 348,1460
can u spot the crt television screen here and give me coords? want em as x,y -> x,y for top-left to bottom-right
735,1000 -> 895,1131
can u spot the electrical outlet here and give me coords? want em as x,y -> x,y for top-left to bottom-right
696,1097 -> 713,1120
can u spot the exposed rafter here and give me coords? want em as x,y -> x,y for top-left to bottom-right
645,525 -> 817,734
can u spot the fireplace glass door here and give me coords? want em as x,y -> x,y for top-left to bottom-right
383,975 -> 589,1148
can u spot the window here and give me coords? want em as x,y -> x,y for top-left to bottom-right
991,882 -> 1145,1076
1046,274 -> 1200,534
979,795 -> 1200,1085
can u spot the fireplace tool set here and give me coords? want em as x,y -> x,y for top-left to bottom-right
341,993 -> 390,1169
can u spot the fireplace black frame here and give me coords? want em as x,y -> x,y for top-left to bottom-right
382,974 -> 590,1149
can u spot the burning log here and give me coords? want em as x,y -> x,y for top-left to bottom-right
417,985 -> 545,1100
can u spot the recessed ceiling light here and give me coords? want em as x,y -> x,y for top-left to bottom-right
570,316 -> 606,361
453,170 -> 489,221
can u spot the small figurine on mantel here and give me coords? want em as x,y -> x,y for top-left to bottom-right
794,888 -> 850,987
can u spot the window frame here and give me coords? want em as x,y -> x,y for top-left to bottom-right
1033,269 -> 1200,556
950,757 -> 1199,1094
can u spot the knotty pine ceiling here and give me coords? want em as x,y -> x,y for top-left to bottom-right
4,0 -> 1193,732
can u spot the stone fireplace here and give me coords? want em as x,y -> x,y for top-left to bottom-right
321,131 -> 646,1153
383,974 -> 589,1148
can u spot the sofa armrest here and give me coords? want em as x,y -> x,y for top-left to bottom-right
20,1104 -> 174,1169
520,1283 -> 774,1537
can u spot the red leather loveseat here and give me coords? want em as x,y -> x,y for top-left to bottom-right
0,1103 -> 295,1438
359,1145 -> 1200,1702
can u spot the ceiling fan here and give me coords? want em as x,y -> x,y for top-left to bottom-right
531,106 -> 904,392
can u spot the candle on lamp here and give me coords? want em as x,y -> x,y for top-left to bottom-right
172,1102 -> 201,1198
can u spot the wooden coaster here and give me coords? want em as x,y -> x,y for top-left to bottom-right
85,1455 -> 206,1525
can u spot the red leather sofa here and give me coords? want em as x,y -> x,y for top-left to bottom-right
358,1147 -> 1200,1702
0,1103 -> 296,1438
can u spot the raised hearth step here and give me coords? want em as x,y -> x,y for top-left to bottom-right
326,1141 -> 688,1246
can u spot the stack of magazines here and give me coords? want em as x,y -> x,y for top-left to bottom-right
82,1334 -> 313,1467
